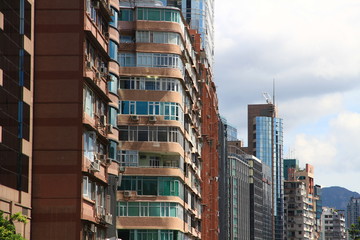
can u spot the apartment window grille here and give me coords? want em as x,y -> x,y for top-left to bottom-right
118,126 -> 184,146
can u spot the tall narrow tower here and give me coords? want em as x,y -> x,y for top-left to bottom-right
247,103 -> 284,240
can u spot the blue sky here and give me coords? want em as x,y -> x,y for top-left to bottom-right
214,0 -> 360,193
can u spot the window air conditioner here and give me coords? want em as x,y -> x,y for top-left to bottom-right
100,115 -> 107,125
130,115 -> 139,121
149,116 -> 157,122
106,124 -> 113,134
95,72 -> 101,79
96,154 -> 107,162
123,191 -> 132,197
100,66 -> 107,74
106,158 -> 113,165
90,224 -> 96,233
119,166 -> 126,173
86,61 -> 92,69
90,159 -> 100,172
93,1 -> 100,9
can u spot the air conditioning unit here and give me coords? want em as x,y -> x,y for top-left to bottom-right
95,72 -> 101,79
119,166 -> 125,173
105,213 -> 113,225
96,153 -> 107,162
89,224 -> 96,233
149,116 -> 157,122
90,159 -> 100,172
106,158 -> 113,165
92,1 -> 100,9
100,66 -> 107,74
123,191 -> 132,197
86,61 -> 92,69
106,124 -> 113,134
100,115 -> 107,126
130,115 -> 139,121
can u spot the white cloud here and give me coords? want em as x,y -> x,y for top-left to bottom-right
292,111 -> 360,192
215,0 -> 360,192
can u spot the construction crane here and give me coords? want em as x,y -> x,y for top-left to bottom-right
262,92 -> 272,104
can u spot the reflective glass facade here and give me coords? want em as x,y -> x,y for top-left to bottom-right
255,116 -> 284,239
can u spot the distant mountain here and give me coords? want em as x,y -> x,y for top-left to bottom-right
322,186 -> 360,210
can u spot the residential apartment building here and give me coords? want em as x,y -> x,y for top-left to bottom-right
32,0 -> 120,239
0,0 -> 34,238
246,103 -> 284,239
286,163 -> 321,239
347,197 -> 360,228
284,181 -> 314,240
321,207 -> 346,240
116,2 -> 208,239
198,32 -> 220,240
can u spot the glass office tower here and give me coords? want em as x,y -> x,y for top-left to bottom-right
248,104 -> 284,240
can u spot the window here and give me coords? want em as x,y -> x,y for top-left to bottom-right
119,176 -> 184,198
120,77 -> 181,92
119,150 -> 138,166
136,31 -> 181,46
108,140 -> 118,161
84,86 -> 95,118
119,53 -> 136,67
119,9 -> 134,21
84,131 -> 96,161
109,40 -> 118,62
118,126 -> 184,145
119,101 -> 183,121
149,156 -> 160,167
110,7 -> 118,28
108,74 -> 118,94
137,8 -> 180,23
117,202 -> 183,219
108,106 -> 118,126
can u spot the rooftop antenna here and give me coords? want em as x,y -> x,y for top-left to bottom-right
273,78 -> 276,106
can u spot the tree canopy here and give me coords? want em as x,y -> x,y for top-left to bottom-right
0,211 -> 28,240
349,217 -> 360,240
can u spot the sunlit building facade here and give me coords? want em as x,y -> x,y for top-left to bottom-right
117,2 -> 206,239
247,103 -> 284,240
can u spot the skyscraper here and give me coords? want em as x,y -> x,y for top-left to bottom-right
0,0 -> 34,238
247,103 -> 284,239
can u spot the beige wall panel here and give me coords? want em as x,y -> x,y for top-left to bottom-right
119,67 -> 183,79
117,217 -> 184,230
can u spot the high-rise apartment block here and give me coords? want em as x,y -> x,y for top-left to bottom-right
32,0 -> 120,239
0,0 -> 34,238
285,163 -> 321,239
5,0 -> 219,239
246,103 -> 284,239
116,0 -> 217,239
284,181 -> 313,240
321,207 -> 346,240
347,197 -> 360,228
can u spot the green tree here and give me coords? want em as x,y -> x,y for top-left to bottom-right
349,217 -> 360,240
0,211 -> 28,240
